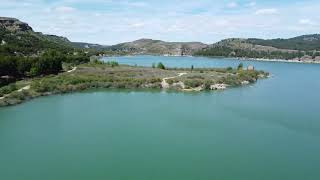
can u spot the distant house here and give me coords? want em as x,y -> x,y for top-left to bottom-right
247,65 -> 255,71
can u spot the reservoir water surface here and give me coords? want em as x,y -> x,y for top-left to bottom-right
1,56 -> 320,180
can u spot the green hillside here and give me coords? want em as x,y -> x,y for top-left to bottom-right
107,38 -> 208,56
247,34 -> 320,51
0,28 -> 75,56
195,35 -> 320,60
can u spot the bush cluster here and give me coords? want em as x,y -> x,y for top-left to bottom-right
0,51 -> 90,81
0,84 -> 17,97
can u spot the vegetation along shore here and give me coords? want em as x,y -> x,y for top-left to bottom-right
0,61 -> 268,107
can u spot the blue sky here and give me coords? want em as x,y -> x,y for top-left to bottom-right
1,0 -> 319,44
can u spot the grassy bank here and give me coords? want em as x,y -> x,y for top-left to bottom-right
0,63 -> 268,107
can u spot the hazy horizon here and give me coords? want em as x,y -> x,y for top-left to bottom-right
2,0 -> 320,45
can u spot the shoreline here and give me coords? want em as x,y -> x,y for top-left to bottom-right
0,81 -> 260,108
101,54 -> 320,64
237,57 -> 320,64
0,64 -> 268,107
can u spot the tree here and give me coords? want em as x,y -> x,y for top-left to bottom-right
298,50 -> 304,61
157,62 -> 165,70
30,55 -> 62,76
17,58 -> 33,76
237,63 -> 243,70
106,61 -> 119,67
0,56 -> 18,76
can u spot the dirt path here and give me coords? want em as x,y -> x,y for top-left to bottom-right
67,67 -> 77,73
0,85 -> 31,100
1,67 -> 76,100
18,85 -> 30,92
161,73 -> 187,89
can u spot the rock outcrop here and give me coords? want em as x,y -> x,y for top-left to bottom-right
210,84 -> 227,90
0,17 -> 33,32
314,56 -> 320,62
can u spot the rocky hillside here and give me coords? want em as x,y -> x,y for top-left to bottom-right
0,17 -> 79,56
0,17 -> 33,32
107,38 -> 208,56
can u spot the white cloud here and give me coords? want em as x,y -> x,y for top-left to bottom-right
227,2 -> 238,8
246,2 -> 256,7
127,2 -> 148,7
214,19 -> 230,27
54,6 -> 76,13
165,25 -> 185,32
299,19 -> 316,26
1,0 -> 320,44
255,8 -> 278,15
130,22 -> 145,28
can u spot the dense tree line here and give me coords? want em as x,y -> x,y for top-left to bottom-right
0,27 -> 94,87
0,51 -> 90,78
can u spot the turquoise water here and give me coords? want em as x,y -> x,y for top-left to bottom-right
1,56 -> 320,180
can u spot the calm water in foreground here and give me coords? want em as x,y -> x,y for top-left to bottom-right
1,56 -> 320,180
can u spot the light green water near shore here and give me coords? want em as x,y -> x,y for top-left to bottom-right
1,56 -> 320,179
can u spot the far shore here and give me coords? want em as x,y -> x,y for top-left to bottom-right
99,54 -> 320,64
237,57 -> 320,64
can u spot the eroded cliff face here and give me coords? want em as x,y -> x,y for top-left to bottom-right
0,17 -> 33,32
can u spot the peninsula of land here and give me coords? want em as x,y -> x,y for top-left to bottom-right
0,61 -> 268,107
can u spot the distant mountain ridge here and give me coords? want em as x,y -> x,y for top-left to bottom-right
72,42 -> 109,50
1,17 -> 320,61
106,35 -> 320,60
247,34 -> 320,51
196,35 -> 320,61
208,34 -> 320,52
107,38 -> 208,56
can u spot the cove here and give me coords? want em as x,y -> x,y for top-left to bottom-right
1,56 -> 320,180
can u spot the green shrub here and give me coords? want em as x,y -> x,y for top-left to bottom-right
0,84 -> 17,97
187,75 -> 205,80
237,63 -> 244,70
184,79 -> 203,88
157,62 -> 166,70
147,78 -> 161,84
167,78 -> 179,85
8,91 -> 29,100
106,61 -> 119,67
